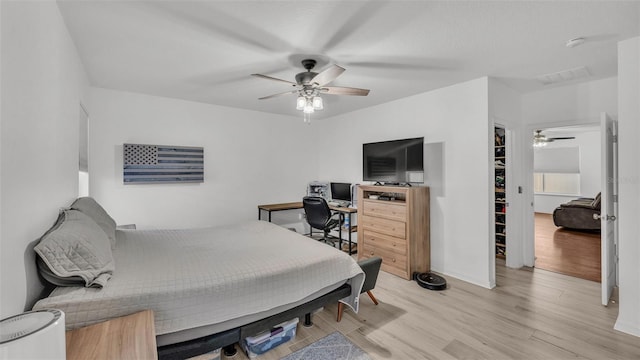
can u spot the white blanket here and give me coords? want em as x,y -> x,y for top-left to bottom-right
33,221 -> 364,335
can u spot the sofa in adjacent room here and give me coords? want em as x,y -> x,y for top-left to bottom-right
552,193 -> 601,231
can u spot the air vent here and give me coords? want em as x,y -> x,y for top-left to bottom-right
536,66 -> 591,85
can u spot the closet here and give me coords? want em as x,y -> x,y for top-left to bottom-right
495,127 -> 506,258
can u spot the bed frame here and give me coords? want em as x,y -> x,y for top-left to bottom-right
156,283 -> 351,359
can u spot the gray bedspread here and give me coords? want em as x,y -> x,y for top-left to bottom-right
33,221 -> 364,336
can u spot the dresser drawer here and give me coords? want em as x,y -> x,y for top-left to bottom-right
361,244 -> 408,278
362,200 -> 406,221
361,216 -> 406,238
363,230 -> 406,255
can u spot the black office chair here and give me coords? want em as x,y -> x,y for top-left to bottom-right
302,196 -> 342,244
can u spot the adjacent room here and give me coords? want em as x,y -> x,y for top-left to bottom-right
2,1 -> 640,359
533,125 -> 602,282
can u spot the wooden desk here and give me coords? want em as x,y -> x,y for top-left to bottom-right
257,201 -> 358,254
258,202 -> 304,222
66,310 -> 157,360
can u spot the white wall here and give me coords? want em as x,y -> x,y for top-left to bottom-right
88,88 -> 317,231
489,79 -> 524,270
0,1 -> 89,317
313,77 -> 493,288
533,194 -> 578,215
615,36 -> 640,337
533,130 -> 601,213
523,77 -> 618,126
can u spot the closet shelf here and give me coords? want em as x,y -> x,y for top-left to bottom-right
494,126 -> 507,259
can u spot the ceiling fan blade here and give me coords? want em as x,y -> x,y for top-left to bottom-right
310,65 -> 345,86
258,90 -> 298,100
145,2 -> 291,54
251,74 -> 297,86
549,136 -> 576,140
321,86 -> 370,96
315,1 -> 387,53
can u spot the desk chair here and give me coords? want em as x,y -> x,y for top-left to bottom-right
337,256 -> 382,322
302,196 -> 342,245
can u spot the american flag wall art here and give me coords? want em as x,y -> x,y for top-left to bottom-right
123,143 -> 204,184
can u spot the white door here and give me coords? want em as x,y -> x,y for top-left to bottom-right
600,112 -> 618,306
504,128 -> 520,268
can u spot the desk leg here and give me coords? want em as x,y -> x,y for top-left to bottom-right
338,213 -> 343,251
348,213 -> 353,255
258,209 -> 273,222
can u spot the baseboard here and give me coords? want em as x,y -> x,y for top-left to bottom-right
614,319 -> 640,337
434,268 -> 494,290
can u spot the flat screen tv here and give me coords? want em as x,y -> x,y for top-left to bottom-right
363,137 -> 424,184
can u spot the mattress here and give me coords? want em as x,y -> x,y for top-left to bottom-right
33,220 -> 364,340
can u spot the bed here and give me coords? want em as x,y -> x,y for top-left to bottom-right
31,198 -> 364,358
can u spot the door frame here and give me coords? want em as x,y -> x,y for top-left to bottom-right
491,119 -> 524,277
522,119 -> 600,268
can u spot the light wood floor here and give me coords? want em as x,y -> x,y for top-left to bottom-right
534,212 -> 601,282
218,262 -> 638,360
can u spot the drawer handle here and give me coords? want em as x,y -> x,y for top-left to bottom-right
370,251 -> 374,256
392,243 -> 396,247
392,258 -> 396,263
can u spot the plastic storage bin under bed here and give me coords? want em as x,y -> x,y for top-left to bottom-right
242,318 -> 299,358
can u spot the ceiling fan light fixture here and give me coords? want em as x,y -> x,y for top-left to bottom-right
255,59 -> 369,124
533,138 -> 547,148
303,100 -> 315,114
312,96 -> 323,110
533,129 -> 547,148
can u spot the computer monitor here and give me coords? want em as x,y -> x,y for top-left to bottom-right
330,182 -> 352,202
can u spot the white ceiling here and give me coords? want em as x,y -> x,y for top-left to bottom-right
57,1 -> 640,120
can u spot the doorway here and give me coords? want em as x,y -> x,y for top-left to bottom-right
532,125 -> 602,282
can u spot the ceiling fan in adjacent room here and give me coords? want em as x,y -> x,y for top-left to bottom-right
252,59 -> 370,123
533,129 -> 575,147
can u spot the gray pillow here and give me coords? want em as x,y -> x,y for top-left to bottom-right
35,210 -> 115,288
71,197 -> 117,249
37,256 -> 85,286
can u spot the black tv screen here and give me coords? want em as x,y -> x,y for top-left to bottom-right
363,137 -> 424,184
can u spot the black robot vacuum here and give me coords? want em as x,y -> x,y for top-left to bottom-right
413,272 -> 447,291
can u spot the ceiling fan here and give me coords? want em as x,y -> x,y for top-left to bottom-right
533,129 -> 575,147
252,59 -> 370,122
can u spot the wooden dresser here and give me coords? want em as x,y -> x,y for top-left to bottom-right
357,185 -> 430,280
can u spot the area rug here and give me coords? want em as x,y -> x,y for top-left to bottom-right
281,332 -> 371,360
